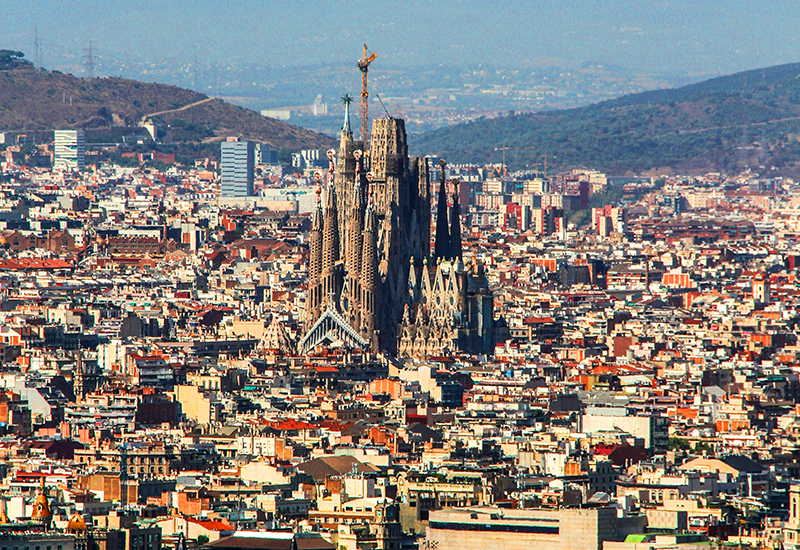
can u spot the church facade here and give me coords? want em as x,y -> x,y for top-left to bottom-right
300,107 -> 496,358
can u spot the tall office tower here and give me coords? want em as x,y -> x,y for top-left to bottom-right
53,130 -> 85,171
221,139 -> 255,197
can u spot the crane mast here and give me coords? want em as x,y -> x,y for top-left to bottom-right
357,44 -> 377,148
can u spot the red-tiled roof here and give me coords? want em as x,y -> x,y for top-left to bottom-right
186,518 -> 234,531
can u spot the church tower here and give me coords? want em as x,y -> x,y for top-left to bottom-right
434,159 -> 450,260
360,183 -> 379,349
301,55 -> 493,356
320,153 -> 341,310
31,477 -> 52,530
449,179 -> 463,259
754,272 -> 770,305
343,150 -> 365,330
305,176 -> 324,330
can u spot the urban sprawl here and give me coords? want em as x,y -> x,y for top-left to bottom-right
1,89 -> 800,550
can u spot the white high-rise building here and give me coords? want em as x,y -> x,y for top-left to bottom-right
53,130 -> 85,171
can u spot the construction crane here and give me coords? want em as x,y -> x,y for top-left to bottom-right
357,44 -> 377,147
492,146 -> 552,177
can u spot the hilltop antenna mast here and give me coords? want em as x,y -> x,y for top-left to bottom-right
356,44 -> 377,147
84,41 -> 96,78
33,26 -> 43,73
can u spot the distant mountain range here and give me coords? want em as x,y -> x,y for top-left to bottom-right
0,58 -> 334,152
413,62 -> 800,176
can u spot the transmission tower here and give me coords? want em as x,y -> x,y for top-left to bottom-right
33,26 -> 43,72
84,41 -> 96,78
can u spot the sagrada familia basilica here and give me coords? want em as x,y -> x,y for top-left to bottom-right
300,103 -> 497,358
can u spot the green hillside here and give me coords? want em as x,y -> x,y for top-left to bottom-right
413,62 -> 800,175
0,52 -> 334,152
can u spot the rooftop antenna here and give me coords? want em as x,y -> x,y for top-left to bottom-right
83,40 -> 96,78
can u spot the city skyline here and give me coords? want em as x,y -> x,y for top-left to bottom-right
4,7 -> 800,550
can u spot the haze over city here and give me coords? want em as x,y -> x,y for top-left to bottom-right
5,1 -> 800,77
4,3 -> 800,550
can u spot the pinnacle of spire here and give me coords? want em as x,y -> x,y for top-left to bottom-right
327,149 -> 337,177
365,172 -> 375,213
325,175 -> 337,210
341,94 -> 353,139
353,150 -> 365,206
364,187 -> 376,227
312,174 -> 324,231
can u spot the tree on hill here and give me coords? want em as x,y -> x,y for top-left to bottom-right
0,50 -> 28,70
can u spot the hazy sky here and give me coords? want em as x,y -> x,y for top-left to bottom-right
3,0 -> 800,77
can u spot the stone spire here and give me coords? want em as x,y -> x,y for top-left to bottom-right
434,159 -> 450,259
309,176 -> 324,281
346,150 -> 365,328
321,152 -> 341,309
360,179 -> 378,346
449,178 -> 462,259
341,94 -> 353,140
305,173 -> 324,328
31,477 -> 52,530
